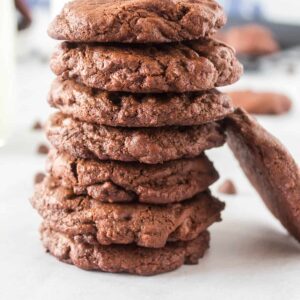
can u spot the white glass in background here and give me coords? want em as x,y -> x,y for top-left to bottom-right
0,0 -> 16,147
259,0 -> 300,25
50,0 -> 70,18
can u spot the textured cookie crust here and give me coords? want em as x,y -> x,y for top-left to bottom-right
48,0 -> 226,43
31,177 -> 224,248
225,108 -> 300,242
46,113 -> 226,164
41,226 -> 210,276
50,39 -> 243,93
47,150 -> 219,204
49,79 -> 234,127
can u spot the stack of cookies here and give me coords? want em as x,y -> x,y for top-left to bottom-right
31,0 -> 243,275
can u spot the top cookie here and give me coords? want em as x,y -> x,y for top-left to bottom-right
48,0 -> 226,43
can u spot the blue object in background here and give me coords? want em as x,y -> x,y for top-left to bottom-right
219,0 -> 263,20
219,0 -> 300,49
27,0 -> 49,8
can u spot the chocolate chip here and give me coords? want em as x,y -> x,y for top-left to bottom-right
218,179 -> 237,195
37,144 -> 49,155
32,121 -> 43,131
34,172 -> 45,184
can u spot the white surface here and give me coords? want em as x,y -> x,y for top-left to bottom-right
1,32 -> 300,300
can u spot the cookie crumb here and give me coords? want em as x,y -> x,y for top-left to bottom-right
34,172 -> 45,184
32,121 -> 43,131
218,179 -> 237,195
37,144 -> 49,155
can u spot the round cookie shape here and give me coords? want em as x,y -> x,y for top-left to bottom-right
49,79 -> 234,127
46,113 -> 226,164
50,39 -> 243,93
47,150 -> 219,204
48,0 -> 226,43
225,108 -> 300,242
41,226 -> 210,276
31,177 -> 225,248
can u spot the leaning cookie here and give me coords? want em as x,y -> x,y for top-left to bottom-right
46,113 -> 225,164
47,150 -> 219,204
225,108 -> 300,242
48,0 -> 226,43
50,39 -> 242,93
31,177 -> 224,248
49,79 -> 234,127
41,225 -> 210,276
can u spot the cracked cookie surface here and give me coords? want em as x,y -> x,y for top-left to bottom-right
48,0 -> 226,43
41,225 -> 210,276
46,112 -> 226,164
49,79 -> 234,127
31,177 -> 224,248
47,150 -> 219,204
226,108 -> 300,242
50,39 -> 243,93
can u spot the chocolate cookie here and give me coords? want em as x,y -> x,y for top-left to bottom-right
217,24 -> 279,57
50,39 -> 243,93
31,177 -> 224,248
47,150 -> 219,204
228,90 -> 292,115
225,109 -> 300,242
41,225 -> 210,276
49,79 -> 234,127
48,0 -> 226,43
46,113 -> 226,164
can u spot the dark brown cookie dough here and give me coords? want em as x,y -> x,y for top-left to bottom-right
225,108 -> 300,242
31,177 -> 224,248
47,150 -> 219,204
50,39 -> 243,93
41,225 -> 210,276
46,113 -> 226,164
48,0 -> 226,43
49,79 -> 234,127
